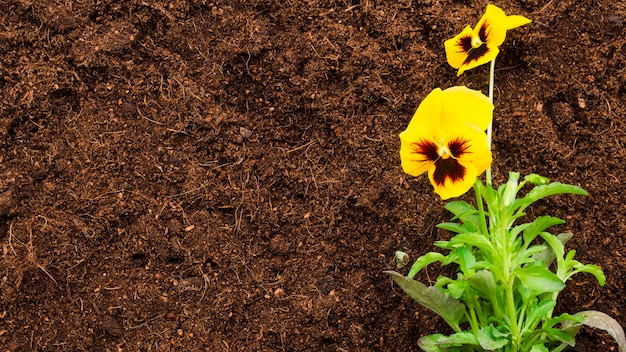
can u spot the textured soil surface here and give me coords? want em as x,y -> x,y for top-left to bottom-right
1,0 -> 625,351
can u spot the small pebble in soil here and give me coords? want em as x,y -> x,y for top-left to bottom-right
395,250 -> 410,269
239,127 -> 253,139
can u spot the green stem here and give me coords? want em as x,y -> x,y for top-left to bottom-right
505,282 -> 520,351
468,304 -> 480,335
486,58 -> 496,186
497,207 -> 521,351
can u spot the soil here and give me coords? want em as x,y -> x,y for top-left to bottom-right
0,0 -> 625,351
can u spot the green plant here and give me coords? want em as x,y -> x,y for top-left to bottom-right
388,4 -> 626,351
387,172 -> 626,351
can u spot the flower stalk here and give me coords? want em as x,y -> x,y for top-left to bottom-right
486,58 -> 496,186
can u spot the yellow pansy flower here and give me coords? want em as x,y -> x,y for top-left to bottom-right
444,4 -> 531,76
400,86 -> 493,199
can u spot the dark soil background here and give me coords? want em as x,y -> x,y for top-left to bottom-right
0,0 -> 625,351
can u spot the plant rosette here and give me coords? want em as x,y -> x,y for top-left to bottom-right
387,172 -> 625,351
388,4 -> 626,351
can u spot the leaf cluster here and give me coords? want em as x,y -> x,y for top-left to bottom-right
386,173 -> 623,352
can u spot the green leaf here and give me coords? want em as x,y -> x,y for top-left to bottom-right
435,276 -> 454,289
532,233 -> 573,267
541,327 -> 576,346
385,271 -> 466,331
443,201 -> 481,232
546,312 -> 583,330
514,245 -> 548,268
515,266 -> 565,292
525,300 -> 557,332
524,174 -> 550,185
571,261 -> 606,286
526,182 -> 588,200
447,279 -> 467,299
510,223 -> 529,238
523,216 -> 565,245
539,232 -> 565,260
501,172 -> 520,207
407,252 -> 447,279
478,325 -> 510,349
444,200 -> 477,218
467,270 -> 496,299
448,233 -> 495,255
530,344 -> 549,352
436,222 -> 469,234
513,182 -> 588,213
457,247 -> 476,276
418,332 -> 480,351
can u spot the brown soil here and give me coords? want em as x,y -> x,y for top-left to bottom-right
0,0 -> 625,351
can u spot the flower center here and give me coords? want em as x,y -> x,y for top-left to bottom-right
438,145 -> 453,159
471,36 -> 483,48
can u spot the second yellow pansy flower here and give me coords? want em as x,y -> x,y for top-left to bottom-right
444,4 -> 531,76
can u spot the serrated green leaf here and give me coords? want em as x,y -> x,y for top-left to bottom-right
513,182 -> 588,213
515,266 -> 565,292
444,200 -> 478,218
571,262 -> 606,286
407,252 -> 447,279
436,222 -> 469,234
523,216 -> 565,245
443,201 -> 481,232
385,271 -> 466,331
448,233 -> 495,255
478,325 -> 510,349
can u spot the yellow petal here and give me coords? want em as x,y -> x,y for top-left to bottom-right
454,128 -> 493,176
440,86 -> 493,131
399,88 -> 445,177
444,26 -> 474,69
505,15 -> 532,30
455,46 -> 499,76
476,4 -> 509,48
399,138 -> 436,177
428,161 -> 477,200
404,88 -> 443,133
428,125 -> 492,199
